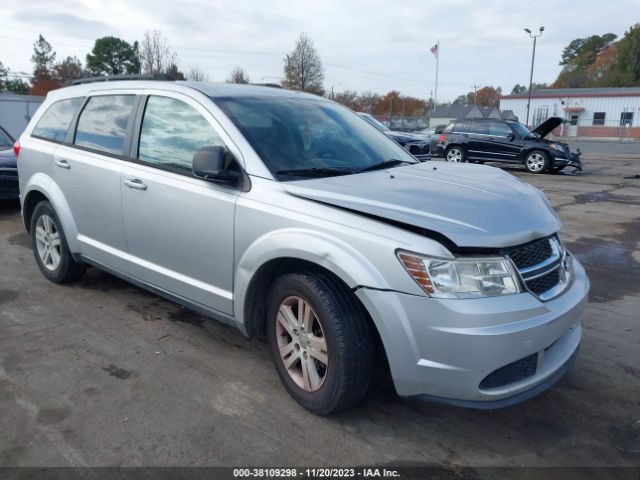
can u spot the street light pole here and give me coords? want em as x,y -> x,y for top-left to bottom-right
524,26 -> 544,127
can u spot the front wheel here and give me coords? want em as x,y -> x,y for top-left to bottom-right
524,150 -> 549,174
445,146 -> 465,162
30,201 -> 86,283
267,272 -> 374,415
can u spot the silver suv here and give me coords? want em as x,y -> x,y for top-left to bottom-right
17,79 -> 589,414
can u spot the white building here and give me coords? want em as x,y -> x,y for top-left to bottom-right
500,87 -> 640,139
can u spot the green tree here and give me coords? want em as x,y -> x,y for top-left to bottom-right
53,56 -> 83,84
0,61 -> 8,91
606,24 -> 640,86
555,33 -> 617,87
31,34 -> 58,95
282,33 -> 324,95
511,84 -> 527,94
86,36 -> 141,76
452,92 -> 475,105
5,78 -> 30,94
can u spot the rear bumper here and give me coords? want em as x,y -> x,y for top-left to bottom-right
0,168 -> 19,199
355,257 -> 589,407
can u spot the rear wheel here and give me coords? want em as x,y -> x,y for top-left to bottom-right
524,150 -> 549,174
445,146 -> 465,163
30,201 -> 86,283
266,272 -> 374,415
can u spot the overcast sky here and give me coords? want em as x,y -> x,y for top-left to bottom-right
1,0 -> 638,101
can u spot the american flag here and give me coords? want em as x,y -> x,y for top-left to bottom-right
430,44 -> 438,58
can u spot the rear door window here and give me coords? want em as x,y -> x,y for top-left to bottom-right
469,120 -> 489,135
32,97 -> 84,142
74,95 -> 135,155
453,120 -> 469,133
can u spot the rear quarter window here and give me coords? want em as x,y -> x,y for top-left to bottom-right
32,97 -> 84,142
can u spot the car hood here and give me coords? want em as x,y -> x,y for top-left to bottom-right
282,162 -> 562,249
532,117 -> 564,138
0,148 -> 17,168
386,131 -> 429,144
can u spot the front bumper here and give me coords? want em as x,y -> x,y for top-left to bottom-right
0,168 -> 19,199
355,257 -> 589,407
553,150 -> 582,172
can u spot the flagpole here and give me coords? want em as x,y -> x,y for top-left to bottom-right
434,40 -> 439,107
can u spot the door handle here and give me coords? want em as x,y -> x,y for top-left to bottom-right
54,158 -> 70,169
123,178 -> 147,190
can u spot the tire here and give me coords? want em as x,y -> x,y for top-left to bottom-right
524,150 -> 549,174
30,201 -> 86,283
445,146 -> 465,163
266,272 -> 374,415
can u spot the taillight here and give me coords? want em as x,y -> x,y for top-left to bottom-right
438,134 -> 446,143
13,141 -> 20,158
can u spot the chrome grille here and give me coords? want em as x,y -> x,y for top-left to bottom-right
505,236 -> 571,301
508,237 -> 552,269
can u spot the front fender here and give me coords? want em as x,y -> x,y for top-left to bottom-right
234,228 -> 389,326
22,173 -> 80,253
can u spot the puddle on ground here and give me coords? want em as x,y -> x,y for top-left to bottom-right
574,190 -> 637,205
566,218 -> 640,303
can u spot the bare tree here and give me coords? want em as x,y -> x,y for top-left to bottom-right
358,91 -> 382,113
282,32 -> 324,95
333,90 -> 360,110
140,30 -> 177,75
188,65 -> 210,82
227,67 -> 250,84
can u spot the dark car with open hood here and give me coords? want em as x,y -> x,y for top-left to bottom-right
434,117 -> 582,174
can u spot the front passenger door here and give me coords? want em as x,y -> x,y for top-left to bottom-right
121,94 -> 240,315
487,120 -> 521,163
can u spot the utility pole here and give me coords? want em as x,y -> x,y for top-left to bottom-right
472,84 -> 480,105
524,26 -> 544,127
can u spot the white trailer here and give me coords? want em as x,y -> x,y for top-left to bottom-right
0,93 -> 45,139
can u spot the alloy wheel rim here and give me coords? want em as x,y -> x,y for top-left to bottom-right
276,296 -> 328,392
35,214 -> 61,271
447,149 -> 462,162
527,153 -> 545,171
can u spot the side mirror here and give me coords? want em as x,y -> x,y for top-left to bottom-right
193,146 -> 241,185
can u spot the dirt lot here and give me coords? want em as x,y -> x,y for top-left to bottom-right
0,150 -> 639,473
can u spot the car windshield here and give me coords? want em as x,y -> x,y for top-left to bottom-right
358,113 -> 390,132
214,96 -> 417,180
507,121 -> 534,138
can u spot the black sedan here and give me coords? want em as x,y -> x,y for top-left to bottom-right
0,126 -> 19,199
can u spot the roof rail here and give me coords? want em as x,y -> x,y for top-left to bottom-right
251,83 -> 282,89
66,73 -> 175,86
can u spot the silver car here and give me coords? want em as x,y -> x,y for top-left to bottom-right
16,79 -> 589,414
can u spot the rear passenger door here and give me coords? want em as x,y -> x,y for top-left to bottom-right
120,93 -> 240,315
53,94 -> 136,272
466,119 -> 490,161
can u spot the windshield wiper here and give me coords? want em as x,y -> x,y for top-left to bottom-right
275,167 -> 356,178
358,159 -> 413,173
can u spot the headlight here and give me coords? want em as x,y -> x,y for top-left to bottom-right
397,251 -> 521,298
549,143 -> 564,151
